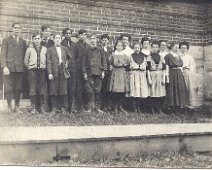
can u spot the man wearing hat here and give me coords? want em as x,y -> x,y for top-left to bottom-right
75,29 -> 89,112
61,27 -> 77,113
99,34 -> 113,111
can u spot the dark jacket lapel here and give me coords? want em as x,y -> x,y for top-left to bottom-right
61,46 -> 66,63
52,46 -> 59,60
8,35 -> 17,46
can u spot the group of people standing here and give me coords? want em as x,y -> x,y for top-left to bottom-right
0,22 -> 196,116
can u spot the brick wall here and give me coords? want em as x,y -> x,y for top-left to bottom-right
0,0 -> 208,46
206,1 -> 212,44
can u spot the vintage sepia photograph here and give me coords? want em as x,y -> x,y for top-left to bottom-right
0,0 -> 212,168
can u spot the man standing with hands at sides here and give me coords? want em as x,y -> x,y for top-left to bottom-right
61,28 -> 77,113
99,34 -> 113,111
75,29 -> 89,113
82,34 -> 107,113
1,23 -> 26,113
40,24 -> 54,112
47,34 -> 72,115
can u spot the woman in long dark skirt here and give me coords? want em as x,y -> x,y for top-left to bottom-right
164,42 -> 189,114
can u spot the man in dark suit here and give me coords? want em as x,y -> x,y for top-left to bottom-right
47,34 -> 72,114
99,34 -> 113,111
82,34 -> 107,113
40,24 -> 54,112
61,28 -> 77,113
75,29 -> 90,112
1,23 -> 26,113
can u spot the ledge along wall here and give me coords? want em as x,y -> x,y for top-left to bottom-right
0,0 -> 211,101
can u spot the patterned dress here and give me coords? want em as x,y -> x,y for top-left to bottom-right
108,51 -> 131,93
164,52 -> 189,107
148,53 -> 166,97
129,52 -> 148,98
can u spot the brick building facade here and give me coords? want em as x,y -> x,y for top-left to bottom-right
0,0 -> 210,45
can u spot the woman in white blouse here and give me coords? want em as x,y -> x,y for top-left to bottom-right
179,41 -> 196,108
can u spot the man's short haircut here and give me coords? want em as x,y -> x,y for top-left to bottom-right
41,24 -> 51,32
62,27 -> 73,35
100,34 -> 109,40
78,29 -> 87,35
32,33 -> 41,39
12,22 -> 21,28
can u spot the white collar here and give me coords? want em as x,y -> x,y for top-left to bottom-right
114,50 -> 124,55
142,49 -> 150,56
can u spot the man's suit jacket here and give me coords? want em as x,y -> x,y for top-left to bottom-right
41,38 -> 54,48
75,40 -> 90,70
1,35 -> 27,72
61,38 -> 76,73
47,46 -> 72,79
82,46 -> 107,76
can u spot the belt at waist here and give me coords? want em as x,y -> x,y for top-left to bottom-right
150,69 -> 163,71
170,67 -> 181,70
113,65 -> 125,68
130,68 -> 146,71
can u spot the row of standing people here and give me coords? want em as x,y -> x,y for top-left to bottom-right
105,36 -> 195,114
1,23 -> 196,115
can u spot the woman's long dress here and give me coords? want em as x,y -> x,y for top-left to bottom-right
129,52 -> 149,98
148,53 -> 166,97
164,53 -> 189,107
108,51 -> 131,93
180,53 -> 198,107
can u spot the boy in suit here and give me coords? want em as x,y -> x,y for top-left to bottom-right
40,24 -> 54,113
82,34 -> 106,113
1,23 -> 26,113
61,28 -> 77,113
24,33 -> 47,114
75,29 -> 89,113
99,34 -> 113,111
47,34 -> 72,114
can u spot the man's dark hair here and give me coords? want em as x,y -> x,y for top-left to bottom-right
41,24 -> 51,32
12,22 -> 21,28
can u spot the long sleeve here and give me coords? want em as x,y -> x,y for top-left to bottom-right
65,47 -> 72,63
101,48 -> 107,71
46,48 -> 52,75
82,48 -> 87,73
108,54 -> 114,65
0,38 -> 8,68
23,40 -> 27,56
24,48 -> 30,68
